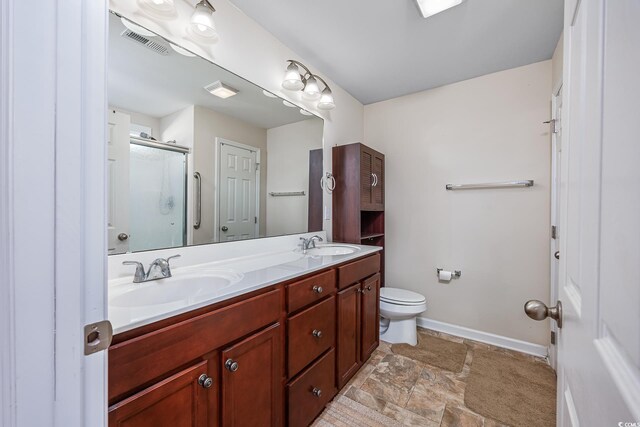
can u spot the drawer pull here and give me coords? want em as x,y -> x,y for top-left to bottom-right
312,285 -> 323,294
225,359 -> 239,372
198,374 -> 213,389
312,329 -> 323,338
366,285 -> 372,291
312,387 -> 322,397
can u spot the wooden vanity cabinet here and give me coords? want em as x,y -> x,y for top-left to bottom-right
336,256 -> 381,389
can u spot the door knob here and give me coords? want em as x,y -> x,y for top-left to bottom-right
221,226 -> 229,232
225,358 -> 239,372
554,251 -> 560,259
524,300 -> 562,328
117,233 -> 129,241
198,374 -> 213,389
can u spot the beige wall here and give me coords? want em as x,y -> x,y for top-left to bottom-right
193,105 -> 268,244
110,106 -> 161,137
552,32 -> 564,92
364,61 -> 552,346
266,119 -> 324,236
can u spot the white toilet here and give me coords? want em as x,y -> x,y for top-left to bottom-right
379,287 -> 427,346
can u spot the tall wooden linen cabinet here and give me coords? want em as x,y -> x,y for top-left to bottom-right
332,143 -> 385,284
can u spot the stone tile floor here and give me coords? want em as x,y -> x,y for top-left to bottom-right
327,327 -> 549,426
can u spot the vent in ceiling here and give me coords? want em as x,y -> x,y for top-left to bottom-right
120,29 -> 169,56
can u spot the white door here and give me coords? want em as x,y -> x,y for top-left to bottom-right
549,87 -> 562,370
107,110 -> 131,254
556,0 -> 640,425
219,142 -> 257,241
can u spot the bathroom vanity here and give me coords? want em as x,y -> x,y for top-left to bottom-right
107,245 -> 381,427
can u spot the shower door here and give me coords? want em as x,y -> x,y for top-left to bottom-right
129,140 -> 187,252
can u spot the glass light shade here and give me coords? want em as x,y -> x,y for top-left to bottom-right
317,87 -> 335,110
170,43 -> 196,57
121,18 -> 156,37
302,75 -> 321,101
190,2 -> 218,39
139,0 -> 175,13
282,100 -> 297,108
299,109 -> 313,116
415,0 -> 466,18
282,63 -> 304,91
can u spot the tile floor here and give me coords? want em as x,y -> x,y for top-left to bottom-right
319,327 -> 550,426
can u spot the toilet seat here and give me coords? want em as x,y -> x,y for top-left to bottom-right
380,287 -> 426,306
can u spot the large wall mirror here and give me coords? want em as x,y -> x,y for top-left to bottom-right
108,12 -> 324,255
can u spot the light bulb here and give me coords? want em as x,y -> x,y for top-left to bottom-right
282,63 -> 304,91
317,87 -> 335,110
302,75 -> 321,101
190,1 -> 218,40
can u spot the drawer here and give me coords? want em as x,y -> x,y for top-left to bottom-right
287,269 -> 336,313
109,288 -> 282,403
287,296 -> 335,378
287,349 -> 336,427
337,253 -> 380,289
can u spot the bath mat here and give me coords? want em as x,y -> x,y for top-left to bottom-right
312,395 -> 402,427
390,334 -> 468,372
464,349 -> 556,427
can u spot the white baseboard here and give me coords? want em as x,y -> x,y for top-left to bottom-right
416,317 -> 548,358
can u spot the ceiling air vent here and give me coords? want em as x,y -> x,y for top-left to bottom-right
120,29 -> 169,56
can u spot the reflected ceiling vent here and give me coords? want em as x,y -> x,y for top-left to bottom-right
120,29 -> 169,56
204,81 -> 239,99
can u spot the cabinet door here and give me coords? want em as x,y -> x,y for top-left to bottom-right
336,283 -> 361,388
109,360 -> 212,427
360,148 -> 374,209
221,323 -> 283,427
360,274 -> 380,362
372,153 -> 384,210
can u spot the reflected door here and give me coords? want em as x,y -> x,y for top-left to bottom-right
107,110 -> 131,254
219,142 -> 257,241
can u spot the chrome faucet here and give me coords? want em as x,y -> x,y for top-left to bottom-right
122,254 -> 181,283
300,235 -> 323,253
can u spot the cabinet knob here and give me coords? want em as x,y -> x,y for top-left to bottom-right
312,285 -> 323,294
366,285 -> 372,291
225,358 -> 239,372
312,387 -> 322,397
312,329 -> 323,338
198,374 -> 213,389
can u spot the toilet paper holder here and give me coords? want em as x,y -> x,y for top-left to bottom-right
437,268 -> 462,278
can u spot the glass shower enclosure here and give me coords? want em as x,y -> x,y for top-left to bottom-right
128,137 -> 188,252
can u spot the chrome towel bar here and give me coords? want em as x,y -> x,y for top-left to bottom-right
269,191 -> 306,197
445,180 -> 534,190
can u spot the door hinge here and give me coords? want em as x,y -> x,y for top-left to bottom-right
550,330 -> 556,345
551,225 -> 557,239
255,162 -> 260,172
84,320 -> 113,355
543,119 -> 558,134
254,216 -> 257,224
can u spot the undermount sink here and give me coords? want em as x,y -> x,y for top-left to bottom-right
110,269 -> 244,309
306,244 -> 361,256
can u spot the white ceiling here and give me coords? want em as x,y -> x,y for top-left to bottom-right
108,13 -> 314,129
227,0 -> 564,104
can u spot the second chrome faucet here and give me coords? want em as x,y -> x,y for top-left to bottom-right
123,254 -> 181,283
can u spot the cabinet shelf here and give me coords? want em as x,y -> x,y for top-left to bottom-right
360,233 -> 384,240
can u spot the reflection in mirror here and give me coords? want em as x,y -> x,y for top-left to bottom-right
107,12 -> 324,255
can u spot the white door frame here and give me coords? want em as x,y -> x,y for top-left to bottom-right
548,84 -> 562,370
1,1 -> 108,426
215,137 -> 261,241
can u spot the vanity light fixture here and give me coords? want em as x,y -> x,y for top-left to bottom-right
120,17 -> 156,37
262,90 -> 278,98
204,81 -> 238,99
282,100 -> 297,108
138,0 -> 176,15
190,0 -> 219,40
299,109 -> 313,116
414,0 -> 467,18
281,60 -> 336,110
169,43 -> 196,57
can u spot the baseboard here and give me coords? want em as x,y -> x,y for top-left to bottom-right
416,317 -> 548,358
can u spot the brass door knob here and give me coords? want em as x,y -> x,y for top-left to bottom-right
524,300 -> 563,328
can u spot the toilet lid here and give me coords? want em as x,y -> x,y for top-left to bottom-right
380,287 -> 426,305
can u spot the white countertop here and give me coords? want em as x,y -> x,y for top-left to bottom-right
109,244 -> 382,335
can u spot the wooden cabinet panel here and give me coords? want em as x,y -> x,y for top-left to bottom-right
287,269 -> 336,313
221,323 -> 283,427
287,349 -> 337,427
287,296 -> 336,378
336,283 -> 361,389
109,289 -> 281,403
372,153 -> 384,209
337,253 -> 380,289
360,148 -> 374,209
109,360 -> 211,427
360,274 -> 380,362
